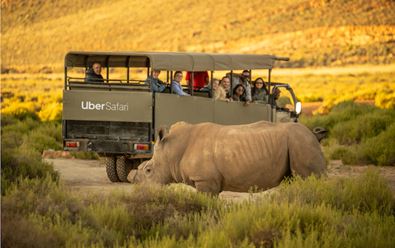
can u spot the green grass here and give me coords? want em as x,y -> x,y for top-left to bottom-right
1,114 -> 63,194
1,101 -> 395,246
2,170 -> 394,247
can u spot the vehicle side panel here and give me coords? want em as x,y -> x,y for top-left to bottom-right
154,94 -> 271,133
214,101 -> 271,125
154,94 -> 215,133
63,90 -> 152,122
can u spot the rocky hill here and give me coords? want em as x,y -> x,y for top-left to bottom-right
1,0 -> 394,71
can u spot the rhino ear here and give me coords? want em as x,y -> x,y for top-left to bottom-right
158,128 -> 165,141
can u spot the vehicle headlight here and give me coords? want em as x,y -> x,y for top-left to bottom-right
295,102 -> 302,115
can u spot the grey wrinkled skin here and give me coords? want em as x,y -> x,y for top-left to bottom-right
128,121 -> 326,195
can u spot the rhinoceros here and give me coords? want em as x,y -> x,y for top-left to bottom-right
128,121 -> 326,194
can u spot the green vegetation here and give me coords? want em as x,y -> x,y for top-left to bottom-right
1,91 -> 394,246
1,0 -> 394,71
1,114 -> 61,194
2,1 -> 394,245
301,101 -> 395,165
2,170 -> 394,247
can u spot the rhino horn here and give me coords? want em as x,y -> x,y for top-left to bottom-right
127,169 -> 138,183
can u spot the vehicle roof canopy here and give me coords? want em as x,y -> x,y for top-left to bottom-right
65,51 -> 289,71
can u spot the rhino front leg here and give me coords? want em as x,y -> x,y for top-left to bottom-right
193,180 -> 221,196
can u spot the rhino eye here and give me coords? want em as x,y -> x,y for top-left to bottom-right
146,168 -> 151,174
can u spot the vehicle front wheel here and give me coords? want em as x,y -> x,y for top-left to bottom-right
104,156 -> 120,182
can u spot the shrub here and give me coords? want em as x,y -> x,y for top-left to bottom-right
301,101 -> 375,130
1,101 -> 38,120
2,179 -> 221,247
148,170 -> 395,247
38,102 -> 62,121
302,102 -> 395,165
375,88 -> 395,109
23,127 -> 62,152
1,145 -> 59,194
331,111 -> 394,145
275,169 -> 394,214
329,145 -> 358,164
359,123 -> 395,165
1,117 -> 61,193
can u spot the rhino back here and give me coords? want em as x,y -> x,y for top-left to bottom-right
178,122 -> 290,192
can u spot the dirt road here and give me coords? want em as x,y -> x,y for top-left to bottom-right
46,158 -> 395,199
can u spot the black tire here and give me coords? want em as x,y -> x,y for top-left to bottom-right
116,156 -> 133,182
104,156 -> 120,182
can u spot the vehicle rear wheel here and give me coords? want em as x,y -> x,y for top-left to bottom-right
116,156 -> 133,182
104,156 -> 120,182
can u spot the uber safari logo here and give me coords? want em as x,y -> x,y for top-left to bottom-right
81,101 -> 129,111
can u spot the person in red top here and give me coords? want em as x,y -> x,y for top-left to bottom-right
185,71 -> 209,90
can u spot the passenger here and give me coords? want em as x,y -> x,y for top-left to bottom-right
230,70 -> 252,102
145,69 -> 166,93
211,79 -> 228,101
232,84 -> 246,102
220,76 -> 231,99
269,87 -> 282,108
171,71 -> 190,96
85,62 -> 104,83
252,77 -> 269,103
185,71 -> 209,90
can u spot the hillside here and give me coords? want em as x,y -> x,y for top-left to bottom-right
1,0 -> 395,72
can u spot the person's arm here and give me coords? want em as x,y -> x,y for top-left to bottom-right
172,81 -> 190,96
145,77 -> 151,86
157,79 -> 166,92
245,84 -> 252,102
204,71 -> 209,86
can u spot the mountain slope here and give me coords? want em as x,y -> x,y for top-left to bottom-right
1,0 -> 394,71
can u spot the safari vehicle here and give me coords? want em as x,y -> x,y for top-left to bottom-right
62,51 -> 302,182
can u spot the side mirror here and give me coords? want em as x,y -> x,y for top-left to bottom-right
295,102 -> 302,115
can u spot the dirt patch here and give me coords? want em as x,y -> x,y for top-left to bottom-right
327,160 -> 395,195
45,158 -> 395,200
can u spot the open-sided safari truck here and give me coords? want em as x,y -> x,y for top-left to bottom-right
62,51 -> 302,182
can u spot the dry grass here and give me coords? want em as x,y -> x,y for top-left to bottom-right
1,0 -> 394,72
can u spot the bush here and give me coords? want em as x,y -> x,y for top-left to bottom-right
1,117 -> 61,193
329,145 -> 358,164
302,101 -> 375,130
2,170 -> 394,247
359,123 -> 395,165
375,88 -> 395,109
301,102 -> 395,165
23,126 -> 62,152
1,145 -> 59,194
275,170 -> 394,214
331,111 -> 394,145
145,171 -> 395,247
2,179 -> 221,247
1,102 -> 38,120
38,102 -> 62,121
